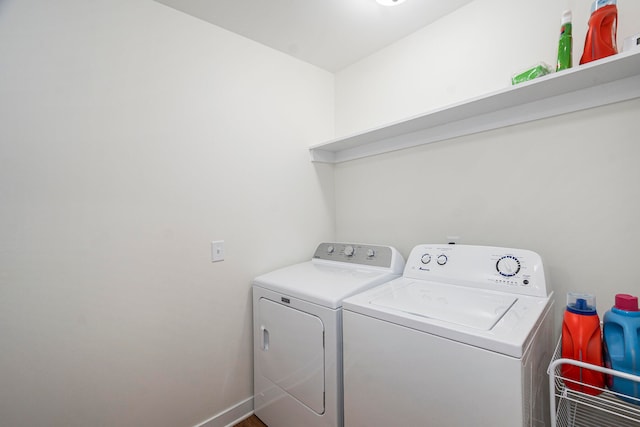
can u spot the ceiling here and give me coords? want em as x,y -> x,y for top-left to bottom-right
154,0 -> 474,72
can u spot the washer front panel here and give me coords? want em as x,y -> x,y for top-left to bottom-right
343,310 -> 526,427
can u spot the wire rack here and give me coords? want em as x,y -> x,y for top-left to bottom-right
548,338 -> 640,427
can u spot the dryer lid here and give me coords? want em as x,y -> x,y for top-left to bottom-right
370,280 -> 518,331
253,261 -> 401,309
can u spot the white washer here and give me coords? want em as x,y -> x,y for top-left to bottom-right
342,244 -> 555,427
253,242 -> 404,427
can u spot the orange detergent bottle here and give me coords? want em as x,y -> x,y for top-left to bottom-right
580,0 -> 618,64
561,293 -> 605,395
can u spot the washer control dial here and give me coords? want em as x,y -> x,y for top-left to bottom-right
366,248 -> 376,258
437,254 -> 448,265
496,255 -> 521,277
327,245 -> 335,254
421,253 -> 431,265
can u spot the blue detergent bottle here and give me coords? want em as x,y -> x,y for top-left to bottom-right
603,294 -> 640,404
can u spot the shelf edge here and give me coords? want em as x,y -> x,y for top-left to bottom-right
310,50 -> 640,164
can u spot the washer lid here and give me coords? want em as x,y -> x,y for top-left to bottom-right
342,277 -> 553,358
370,281 -> 517,331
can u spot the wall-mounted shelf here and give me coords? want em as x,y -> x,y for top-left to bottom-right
309,49 -> 640,164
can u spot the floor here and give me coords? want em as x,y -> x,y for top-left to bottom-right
233,414 -> 267,427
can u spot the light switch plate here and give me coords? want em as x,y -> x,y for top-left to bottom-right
211,240 -> 225,262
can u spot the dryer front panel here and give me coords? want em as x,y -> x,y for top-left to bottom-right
257,297 -> 325,415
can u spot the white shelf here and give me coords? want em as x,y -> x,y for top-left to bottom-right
309,49 -> 640,164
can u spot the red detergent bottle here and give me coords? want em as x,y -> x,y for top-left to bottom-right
561,293 -> 605,395
603,294 -> 640,405
580,0 -> 618,64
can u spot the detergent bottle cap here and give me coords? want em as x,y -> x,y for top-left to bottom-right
615,294 -> 639,311
591,0 -> 616,14
561,10 -> 572,24
566,292 -> 597,315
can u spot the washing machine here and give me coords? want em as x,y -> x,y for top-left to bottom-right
252,242 -> 404,427
342,244 -> 554,427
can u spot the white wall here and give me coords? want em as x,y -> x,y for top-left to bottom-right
0,1 -> 334,426
2,0 -> 638,424
334,0 -> 640,331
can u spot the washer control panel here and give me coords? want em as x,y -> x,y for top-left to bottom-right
405,244 -> 548,298
313,242 -> 396,268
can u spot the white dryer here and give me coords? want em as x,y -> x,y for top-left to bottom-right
342,244 -> 554,427
253,242 -> 404,427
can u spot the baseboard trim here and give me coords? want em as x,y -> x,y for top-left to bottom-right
193,396 -> 254,427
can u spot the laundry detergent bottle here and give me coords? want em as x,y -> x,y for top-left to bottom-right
603,294 -> 640,404
556,10 -> 573,71
580,0 -> 618,64
561,293 -> 605,395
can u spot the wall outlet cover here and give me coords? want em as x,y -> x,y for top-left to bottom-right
211,240 -> 225,262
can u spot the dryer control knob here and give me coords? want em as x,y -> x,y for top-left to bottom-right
327,245 -> 335,254
366,248 -> 376,258
497,255 -> 521,277
344,245 -> 355,257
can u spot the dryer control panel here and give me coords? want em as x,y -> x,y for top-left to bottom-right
403,244 -> 549,298
313,242 -> 402,270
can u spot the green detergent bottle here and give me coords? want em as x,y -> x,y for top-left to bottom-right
557,10 -> 573,71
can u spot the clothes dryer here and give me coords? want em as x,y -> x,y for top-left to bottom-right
342,244 -> 554,427
253,242 -> 404,427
